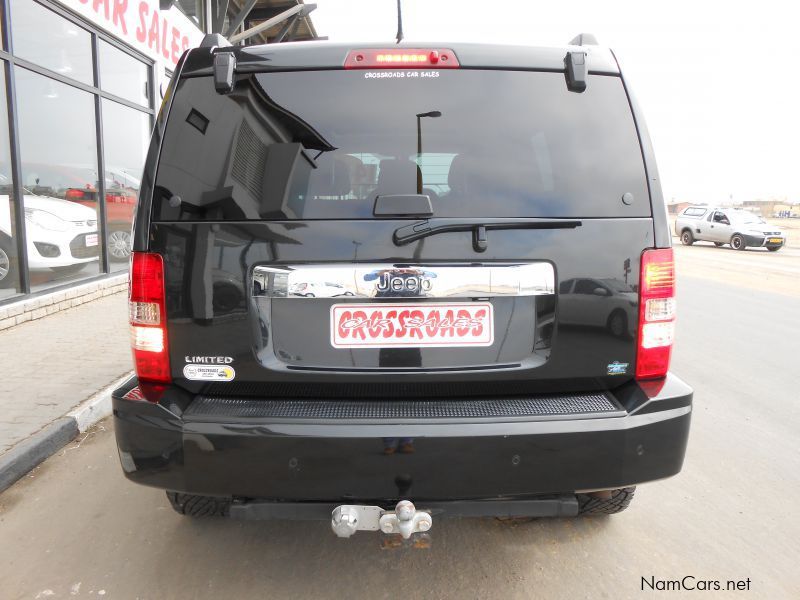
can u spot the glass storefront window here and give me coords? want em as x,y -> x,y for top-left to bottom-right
0,1 -> 157,301
10,0 -> 94,86
15,68 -> 101,290
99,40 -> 149,107
102,99 -> 150,269
175,0 -> 204,30
0,64 -> 21,298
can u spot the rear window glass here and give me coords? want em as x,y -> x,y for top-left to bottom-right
683,207 -> 707,217
153,70 -> 650,220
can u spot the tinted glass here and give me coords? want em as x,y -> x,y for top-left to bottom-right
0,65 -> 21,298
175,0 -> 203,28
99,40 -> 150,107
154,70 -> 650,221
684,207 -> 706,216
574,280 -> 598,295
16,68 -> 101,290
10,0 -> 93,85
102,99 -> 150,269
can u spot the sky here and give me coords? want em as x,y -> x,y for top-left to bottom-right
309,0 -> 800,205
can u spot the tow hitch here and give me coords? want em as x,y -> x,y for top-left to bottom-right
331,500 -> 432,539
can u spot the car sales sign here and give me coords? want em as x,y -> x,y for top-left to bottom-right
57,0 -> 204,67
331,302 -> 494,348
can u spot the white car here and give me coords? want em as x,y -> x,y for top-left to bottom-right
1,192 -> 100,287
559,277 -> 637,338
289,281 -> 354,298
675,206 -> 786,251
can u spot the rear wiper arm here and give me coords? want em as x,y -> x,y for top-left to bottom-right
393,218 -> 582,252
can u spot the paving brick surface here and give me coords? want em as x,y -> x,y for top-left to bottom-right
1,292 -> 131,454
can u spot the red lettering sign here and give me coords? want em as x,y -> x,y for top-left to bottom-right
331,303 -> 494,348
67,0 -> 197,66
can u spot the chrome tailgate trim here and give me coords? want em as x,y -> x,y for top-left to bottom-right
253,262 -> 555,299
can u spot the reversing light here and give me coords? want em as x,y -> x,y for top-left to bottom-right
129,252 -> 171,391
345,49 -> 459,69
636,248 -> 676,380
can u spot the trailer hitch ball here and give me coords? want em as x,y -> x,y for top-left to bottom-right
380,500 -> 432,539
331,501 -> 433,539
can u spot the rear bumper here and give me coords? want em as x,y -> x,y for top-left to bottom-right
112,375 -> 692,504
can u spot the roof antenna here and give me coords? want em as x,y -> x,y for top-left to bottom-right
395,0 -> 404,44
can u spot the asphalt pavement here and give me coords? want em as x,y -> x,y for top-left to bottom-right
0,262 -> 798,599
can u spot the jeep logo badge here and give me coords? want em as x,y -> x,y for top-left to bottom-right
375,271 -> 433,293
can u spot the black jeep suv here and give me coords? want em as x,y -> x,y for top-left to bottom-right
114,35 -> 692,536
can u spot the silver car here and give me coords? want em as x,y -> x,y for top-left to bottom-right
675,206 -> 786,251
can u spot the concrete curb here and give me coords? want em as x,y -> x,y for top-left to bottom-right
0,371 -> 134,494
0,418 -> 78,493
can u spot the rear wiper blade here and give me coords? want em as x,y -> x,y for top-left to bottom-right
393,218 -> 582,252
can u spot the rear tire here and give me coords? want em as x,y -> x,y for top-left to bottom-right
577,486 -> 636,515
0,237 -> 18,289
680,230 -> 694,245
606,310 -> 628,338
730,234 -> 746,250
166,492 -> 231,517
212,283 -> 242,312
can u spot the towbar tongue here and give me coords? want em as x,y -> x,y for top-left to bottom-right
331,501 -> 432,539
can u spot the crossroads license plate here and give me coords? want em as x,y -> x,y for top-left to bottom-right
85,234 -> 99,247
331,302 -> 494,348
768,238 -> 783,244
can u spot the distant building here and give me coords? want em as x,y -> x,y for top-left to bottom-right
740,200 -> 797,217
667,202 -> 693,215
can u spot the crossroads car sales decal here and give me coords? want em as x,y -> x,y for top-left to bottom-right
331,303 -> 494,348
183,364 -> 235,381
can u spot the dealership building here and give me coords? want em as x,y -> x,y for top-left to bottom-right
0,0 -> 317,312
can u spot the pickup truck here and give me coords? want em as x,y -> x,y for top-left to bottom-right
676,206 -> 786,251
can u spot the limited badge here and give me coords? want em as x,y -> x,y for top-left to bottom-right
607,361 -> 629,376
183,364 -> 236,381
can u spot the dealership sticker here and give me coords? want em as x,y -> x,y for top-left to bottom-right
331,302 -> 493,348
183,364 -> 236,381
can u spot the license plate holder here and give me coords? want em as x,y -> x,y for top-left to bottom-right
331,302 -> 494,348
85,233 -> 99,247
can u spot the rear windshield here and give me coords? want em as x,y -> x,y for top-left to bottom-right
153,69 -> 650,220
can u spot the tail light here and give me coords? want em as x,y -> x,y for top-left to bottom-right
129,252 -> 171,387
345,49 -> 459,69
636,248 -> 675,380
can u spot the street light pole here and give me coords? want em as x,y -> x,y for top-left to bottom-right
415,111 -> 442,194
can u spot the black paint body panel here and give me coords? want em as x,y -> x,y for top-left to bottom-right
113,374 -> 691,502
117,40 -> 692,507
151,218 -> 650,393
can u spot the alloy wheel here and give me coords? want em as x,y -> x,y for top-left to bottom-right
108,229 -> 132,261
